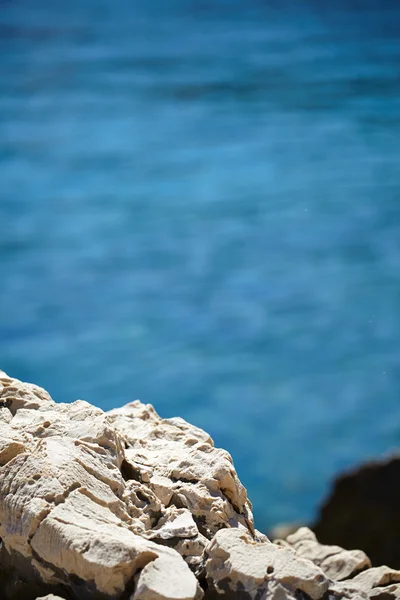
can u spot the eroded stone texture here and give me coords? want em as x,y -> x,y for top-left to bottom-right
1,372 -> 400,600
107,402 -> 254,539
351,566 -> 400,590
0,421 -> 26,465
145,507 -> 209,572
204,528 -> 330,600
0,374 -> 206,599
0,371 -> 53,413
329,566 -> 400,600
280,527 -> 371,581
133,552 -> 204,600
346,567 -> 400,600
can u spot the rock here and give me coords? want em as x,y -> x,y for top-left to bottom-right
133,552 -> 203,600
107,402 -> 254,539
371,586 -> 400,600
332,566 -> 400,600
0,420 -> 26,465
281,527 -> 371,581
36,596 -> 67,600
206,528 -> 399,600
147,507 -> 199,540
30,489 -> 161,595
351,566 -> 400,594
145,507 -> 208,572
0,373 -> 207,599
0,372 -> 53,412
313,455 -> 400,568
204,528 -> 330,599
1,372 -> 400,600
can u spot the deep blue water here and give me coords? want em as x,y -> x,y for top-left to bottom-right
1,0 -> 400,532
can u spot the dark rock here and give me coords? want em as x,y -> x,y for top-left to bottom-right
313,456 -> 400,569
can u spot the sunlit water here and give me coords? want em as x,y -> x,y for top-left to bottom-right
1,0 -> 400,531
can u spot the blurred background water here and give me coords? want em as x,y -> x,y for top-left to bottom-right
1,0 -> 400,532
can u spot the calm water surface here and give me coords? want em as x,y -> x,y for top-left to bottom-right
1,0 -> 400,531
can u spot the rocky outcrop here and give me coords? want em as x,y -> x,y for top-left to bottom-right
107,401 -> 254,541
313,456 -> 400,569
0,372 -> 399,600
275,527 -> 371,581
204,528 -> 330,599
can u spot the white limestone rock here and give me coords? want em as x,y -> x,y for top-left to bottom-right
370,585 -> 400,600
0,420 -> 27,466
282,527 -> 371,581
2,372 -> 400,600
122,480 -> 164,534
145,507 -> 208,571
147,507 -> 198,540
0,371 -> 53,412
107,402 -> 254,538
169,534 -> 209,572
332,566 -> 400,600
204,528 -> 330,600
149,475 -> 174,506
351,567 -> 400,590
275,532 -> 400,600
0,373 -> 248,599
133,551 -> 203,600
0,375 -> 206,599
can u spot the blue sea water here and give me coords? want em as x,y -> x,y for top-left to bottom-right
1,0 -> 400,532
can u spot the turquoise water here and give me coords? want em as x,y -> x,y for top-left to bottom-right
1,1 -> 400,531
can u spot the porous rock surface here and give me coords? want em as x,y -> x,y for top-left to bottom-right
0,372 -> 399,600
